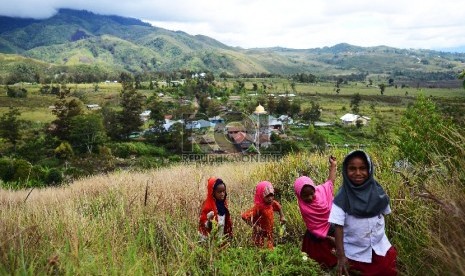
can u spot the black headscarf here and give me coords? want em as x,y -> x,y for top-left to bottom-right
213,178 -> 227,216
333,150 -> 389,218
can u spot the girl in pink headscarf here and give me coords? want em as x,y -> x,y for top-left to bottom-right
242,181 -> 286,249
294,155 -> 337,268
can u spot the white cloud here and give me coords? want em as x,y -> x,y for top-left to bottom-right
1,0 -> 465,51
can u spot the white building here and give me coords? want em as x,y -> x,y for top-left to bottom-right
340,113 -> 370,126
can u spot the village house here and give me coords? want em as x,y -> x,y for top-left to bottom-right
278,115 -> 294,125
86,104 -> 101,110
268,115 -> 283,132
140,110 -> 151,122
340,113 -> 370,126
230,131 -> 254,151
208,116 -> 225,125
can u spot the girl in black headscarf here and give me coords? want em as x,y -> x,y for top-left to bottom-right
329,150 -> 397,276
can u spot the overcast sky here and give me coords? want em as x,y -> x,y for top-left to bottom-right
2,0 -> 465,52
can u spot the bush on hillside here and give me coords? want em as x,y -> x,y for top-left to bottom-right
6,86 -> 27,98
396,94 -> 457,165
0,158 -> 14,182
45,168 -> 63,186
109,142 -> 167,158
11,159 -> 32,182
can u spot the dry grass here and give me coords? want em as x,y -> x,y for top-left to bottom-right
1,148 -> 464,275
0,162 -> 268,274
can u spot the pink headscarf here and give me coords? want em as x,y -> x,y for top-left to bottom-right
294,176 -> 334,238
254,181 -> 274,209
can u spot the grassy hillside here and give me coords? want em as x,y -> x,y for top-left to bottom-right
1,147 -> 464,275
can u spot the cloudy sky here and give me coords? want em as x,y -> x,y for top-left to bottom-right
2,0 -> 464,52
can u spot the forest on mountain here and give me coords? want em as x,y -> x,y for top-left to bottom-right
1,8 -> 465,86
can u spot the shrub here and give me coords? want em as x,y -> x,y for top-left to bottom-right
11,159 -> 32,183
396,94 -> 457,165
109,142 -> 137,158
0,158 -> 14,182
109,142 -> 167,158
45,168 -> 63,186
133,156 -> 162,170
6,86 -> 27,98
196,244 -> 322,275
30,165 -> 47,182
55,142 -> 74,160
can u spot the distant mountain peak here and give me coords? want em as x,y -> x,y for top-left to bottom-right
55,8 -> 151,27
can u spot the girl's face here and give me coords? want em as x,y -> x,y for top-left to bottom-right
264,193 -> 274,205
213,184 -> 226,201
300,185 -> 316,203
346,156 -> 369,185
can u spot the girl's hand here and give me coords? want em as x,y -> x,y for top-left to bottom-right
336,255 -> 350,276
280,216 -> 287,224
329,155 -> 337,166
326,236 -> 336,246
207,211 -> 214,220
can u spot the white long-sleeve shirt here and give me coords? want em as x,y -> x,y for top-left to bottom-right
328,204 -> 392,263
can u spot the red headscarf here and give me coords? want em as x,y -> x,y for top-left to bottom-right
198,177 -> 232,236
254,181 -> 274,210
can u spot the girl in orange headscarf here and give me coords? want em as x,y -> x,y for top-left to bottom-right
198,177 -> 232,241
241,181 -> 286,249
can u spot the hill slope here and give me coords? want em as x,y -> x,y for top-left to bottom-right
1,9 -> 465,78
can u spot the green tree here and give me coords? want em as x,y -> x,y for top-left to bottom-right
276,97 -> 290,115
0,107 -> 22,152
395,94 -> 456,165
102,106 -> 121,141
369,113 -> 391,145
145,95 -> 168,142
49,87 -> 85,141
119,88 -> 145,139
307,124 -> 327,152
459,70 -> 465,89
267,96 -> 277,115
134,74 -> 143,89
301,101 -> 321,123
379,83 -> 386,95
6,86 -> 28,98
289,100 -> 301,118
233,80 -> 245,94
69,114 -> 107,154
350,93 -> 361,114
119,72 -> 134,91
17,135 -> 56,163
7,64 -> 40,84
206,99 -> 222,117
164,123 -> 190,153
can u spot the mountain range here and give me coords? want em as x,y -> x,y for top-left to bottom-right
1,8 -> 465,81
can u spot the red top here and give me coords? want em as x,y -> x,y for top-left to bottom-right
242,181 -> 282,249
198,177 -> 232,237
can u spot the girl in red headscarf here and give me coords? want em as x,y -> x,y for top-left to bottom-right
198,177 -> 232,241
241,181 -> 286,249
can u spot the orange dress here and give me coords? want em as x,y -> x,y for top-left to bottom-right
242,199 -> 282,249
